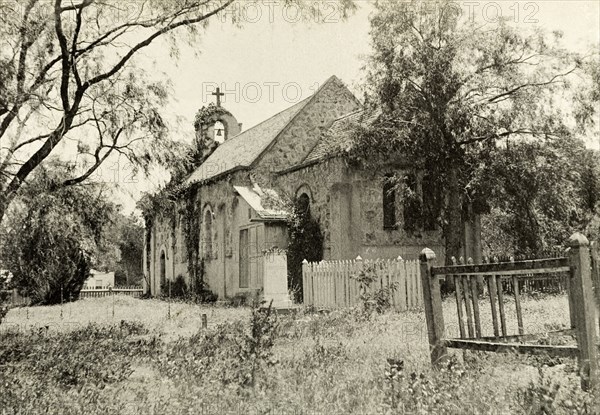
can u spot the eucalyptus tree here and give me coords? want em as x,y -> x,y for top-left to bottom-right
352,0 -> 590,261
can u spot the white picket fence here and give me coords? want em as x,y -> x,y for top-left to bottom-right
302,257 -> 422,311
79,286 -> 144,299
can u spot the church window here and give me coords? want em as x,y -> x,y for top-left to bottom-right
204,209 -> 213,259
159,251 -> 166,287
383,174 -> 397,230
297,193 -> 310,215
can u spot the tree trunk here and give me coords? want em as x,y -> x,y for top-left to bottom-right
445,165 -> 464,265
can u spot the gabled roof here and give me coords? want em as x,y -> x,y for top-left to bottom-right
184,96 -> 311,185
233,185 -> 289,222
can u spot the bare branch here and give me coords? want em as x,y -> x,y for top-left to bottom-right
86,0 -> 234,87
487,68 -> 577,104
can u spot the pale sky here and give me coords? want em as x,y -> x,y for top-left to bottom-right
112,0 -> 600,214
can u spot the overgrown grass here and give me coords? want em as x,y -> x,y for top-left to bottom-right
1,294 -> 599,414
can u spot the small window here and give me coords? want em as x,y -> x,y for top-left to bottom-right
383,174 -> 397,230
96,279 -> 103,289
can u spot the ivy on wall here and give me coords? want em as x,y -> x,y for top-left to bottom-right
139,103 -> 227,297
183,183 -> 202,288
193,103 -> 232,131
286,198 -> 323,303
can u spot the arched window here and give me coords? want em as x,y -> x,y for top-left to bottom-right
159,251 -> 166,287
383,174 -> 397,230
297,193 -> 310,215
204,209 -> 213,259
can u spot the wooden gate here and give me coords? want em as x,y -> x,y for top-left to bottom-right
420,232 -> 599,391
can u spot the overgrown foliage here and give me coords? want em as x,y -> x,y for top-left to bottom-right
478,139 -> 600,256
1,295 -> 598,413
351,0 -> 597,261
353,262 -> 398,317
0,164 -> 116,304
287,197 -> 323,302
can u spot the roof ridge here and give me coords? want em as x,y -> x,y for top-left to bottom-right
184,75 -> 356,185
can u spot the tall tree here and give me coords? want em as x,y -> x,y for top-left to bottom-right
352,0 -> 587,261
0,0 -> 357,223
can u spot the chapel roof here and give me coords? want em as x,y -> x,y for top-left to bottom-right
184,96 -> 311,185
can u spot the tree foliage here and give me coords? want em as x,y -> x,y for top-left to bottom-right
0,0 -> 236,223
352,0 -> 591,260
0,0 -> 358,224
479,137 -> 600,256
0,162 -> 117,304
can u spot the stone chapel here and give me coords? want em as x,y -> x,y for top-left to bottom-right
143,76 -> 481,300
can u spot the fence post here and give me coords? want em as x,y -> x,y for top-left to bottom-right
591,241 -> 600,312
302,259 -> 309,305
567,233 -> 598,391
356,256 -> 364,305
420,248 -> 447,365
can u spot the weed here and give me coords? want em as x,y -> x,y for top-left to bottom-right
353,262 -> 398,318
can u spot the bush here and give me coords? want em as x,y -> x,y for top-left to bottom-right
0,165 -> 116,305
0,322 -> 158,391
353,262 -> 397,317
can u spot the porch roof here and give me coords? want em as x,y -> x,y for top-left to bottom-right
233,185 -> 290,222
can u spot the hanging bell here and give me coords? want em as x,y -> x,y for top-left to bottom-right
216,128 -> 223,137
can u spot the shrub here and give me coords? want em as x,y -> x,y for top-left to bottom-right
353,262 -> 398,317
0,322 -> 158,392
0,165 -> 116,305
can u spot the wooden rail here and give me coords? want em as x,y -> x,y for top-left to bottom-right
420,233 -> 599,391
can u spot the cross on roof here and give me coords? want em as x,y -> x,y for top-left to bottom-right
211,87 -> 225,107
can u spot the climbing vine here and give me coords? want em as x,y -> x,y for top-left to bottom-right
138,102 -> 227,299
183,183 -> 202,289
286,200 -> 323,303
193,103 -> 232,131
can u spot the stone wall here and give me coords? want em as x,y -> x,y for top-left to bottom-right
276,158 -> 446,262
253,77 -> 360,179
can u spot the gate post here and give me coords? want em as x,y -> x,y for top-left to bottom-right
420,248 -> 447,365
568,233 -> 598,391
